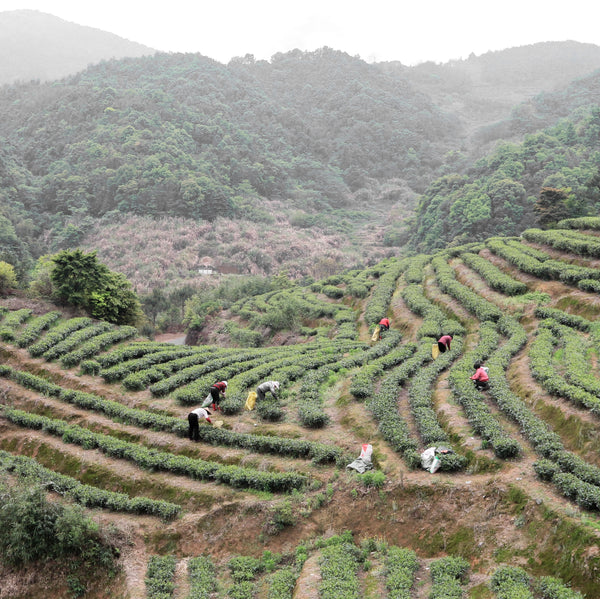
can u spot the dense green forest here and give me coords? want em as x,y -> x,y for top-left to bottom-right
2,43 -> 600,306
0,49 -> 456,221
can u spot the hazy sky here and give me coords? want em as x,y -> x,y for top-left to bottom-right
1,0 -> 598,65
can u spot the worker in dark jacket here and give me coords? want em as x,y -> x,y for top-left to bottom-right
209,381 -> 227,411
188,407 -> 212,441
437,335 -> 453,353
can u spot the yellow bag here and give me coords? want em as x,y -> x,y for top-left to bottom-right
371,325 -> 380,342
245,391 -> 257,411
432,343 -> 440,360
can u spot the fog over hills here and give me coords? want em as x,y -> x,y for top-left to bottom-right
0,9 -> 155,84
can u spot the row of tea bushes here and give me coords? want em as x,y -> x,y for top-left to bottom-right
363,257 -> 408,327
384,546 -> 419,598
97,341 -> 186,367
523,227 -> 600,259
295,331 -> 403,428
349,343 -> 417,400
318,541 -> 362,599
0,449 -> 181,521
41,321 -> 113,361
447,321 -> 521,459
0,308 -> 32,341
2,408 -> 308,492
529,321 -> 600,415
14,310 -> 61,347
557,216 -> 600,230
136,348 -> 270,394
27,316 -> 93,357
431,256 -> 503,322
400,283 -> 464,340
403,253 -> 431,284
100,346 -> 202,382
0,364 -> 344,464
490,565 -> 583,599
406,339 -> 468,469
145,555 -> 177,599
460,251 -> 528,295
59,325 -> 138,367
365,343 -> 433,467
533,306 -> 591,332
488,318 -> 600,510
486,237 -> 600,285
429,556 -> 470,599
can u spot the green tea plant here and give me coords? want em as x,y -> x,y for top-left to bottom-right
0,308 -> 32,341
100,346 -> 201,382
447,321 -> 521,459
145,554 -> 177,599
59,325 -> 138,367
431,256 -> 502,322
363,257 -> 408,327
0,364 -> 345,464
523,228 -> 600,258
318,541 -> 362,599
535,575 -> 584,599
187,555 -> 216,599
490,565 -> 532,599
529,322 -> 600,415
557,216 -> 600,230
41,321 -> 112,361
429,556 -> 470,599
27,316 -> 93,357
384,546 -> 419,599
266,566 -> 297,599
0,449 -> 180,520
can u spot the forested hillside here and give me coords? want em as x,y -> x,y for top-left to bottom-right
2,219 -> 600,597
411,105 -> 600,251
2,38 -> 600,292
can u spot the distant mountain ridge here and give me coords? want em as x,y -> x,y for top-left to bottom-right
378,41 -> 600,148
0,9 -> 155,84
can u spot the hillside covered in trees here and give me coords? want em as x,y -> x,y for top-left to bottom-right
2,39 -> 600,295
2,219 -> 600,597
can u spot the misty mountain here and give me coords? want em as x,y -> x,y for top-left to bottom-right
0,10 -> 155,84
379,41 -> 600,151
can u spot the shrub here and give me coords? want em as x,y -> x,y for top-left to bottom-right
358,470 -> 386,488
0,478 -> 114,568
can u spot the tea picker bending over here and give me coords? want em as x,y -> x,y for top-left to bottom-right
188,407 -> 212,441
256,380 -> 280,402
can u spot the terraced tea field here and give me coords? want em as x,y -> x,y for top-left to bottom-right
2,218 -> 600,598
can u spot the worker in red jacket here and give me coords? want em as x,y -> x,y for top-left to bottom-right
470,362 -> 490,390
209,381 -> 227,411
437,335 -> 453,353
378,317 -> 390,339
